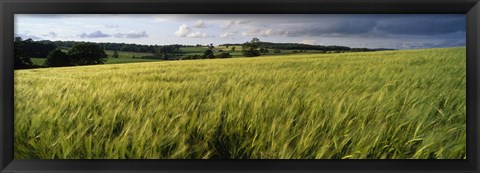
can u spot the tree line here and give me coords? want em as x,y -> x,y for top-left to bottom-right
14,37 -> 390,69
36,38 -> 383,57
38,40 -> 197,53
15,37 -> 107,69
222,40 -> 390,52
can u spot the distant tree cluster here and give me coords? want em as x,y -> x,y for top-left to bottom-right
242,38 -> 261,57
15,37 -> 56,58
182,53 -> 232,60
182,43 -> 232,60
155,45 -> 182,59
203,49 -> 215,58
38,40 -> 159,53
14,37 -> 385,69
112,50 -> 119,58
14,38 -> 34,69
182,48 -> 231,60
68,43 -> 108,65
14,37 -> 108,69
45,43 -> 107,67
44,49 -> 70,67
38,40 -> 196,53
259,48 -> 269,54
217,52 -> 232,58
273,49 -> 281,54
223,41 -> 354,52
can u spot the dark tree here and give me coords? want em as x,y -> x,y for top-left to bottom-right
231,47 -> 236,52
242,38 -> 261,57
15,36 -> 23,42
203,49 -> 215,58
251,37 -> 260,43
68,43 -> 108,65
14,40 -> 33,69
45,49 -> 72,67
15,38 -> 56,58
274,49 -> 281,54
218,52 -> 232,58
155,45 -> 181,59
242,49 -> 260,57
259,48 -> 269,54
112,50 -> 119,58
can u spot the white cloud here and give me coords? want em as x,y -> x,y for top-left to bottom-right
193,20 -> 207,28
240,28 -> 290,37
225,20 -> 250,29
242,29 -> 274,37
153,15 -> 188,22
220,32 -> 236,38
175,24 -> 211,38
174,24 -> 192,37
154,17 -> 170,22
187,31 -> 209,38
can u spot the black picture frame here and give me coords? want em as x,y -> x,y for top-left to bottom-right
1,0 -> 479,172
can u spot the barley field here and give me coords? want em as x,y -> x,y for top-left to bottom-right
14,47 -> 466,159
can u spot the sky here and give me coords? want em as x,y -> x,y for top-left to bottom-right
14,14 -> 466,49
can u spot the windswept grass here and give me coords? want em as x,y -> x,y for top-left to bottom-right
14,47 -> 466,159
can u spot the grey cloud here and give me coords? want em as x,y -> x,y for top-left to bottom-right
106,24 -> 119,28
376,17 -> 465,35
283,19 -> 377,37
42,32 -> 57,38
114,33 -> 125,38
15,33 -> 42,40
15,34 -> 41,40
114,31 -> 149,38
251,15 -> 465,39
78,31 -> 111,38
225,20 -> 250,29
397,40 -> 465,49
126,31 -> 148,38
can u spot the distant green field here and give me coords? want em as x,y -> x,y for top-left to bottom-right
32,46 -> 338,67
14,47 -> 466,159
179,46 -> 325,58
103,50 -> 161,64
31,58 -> 47,66
31,50 -> 162,66
180,46 -> 209,53
177,46 -> 243,57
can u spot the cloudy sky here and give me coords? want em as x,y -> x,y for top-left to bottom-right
14,14 -> 465,49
